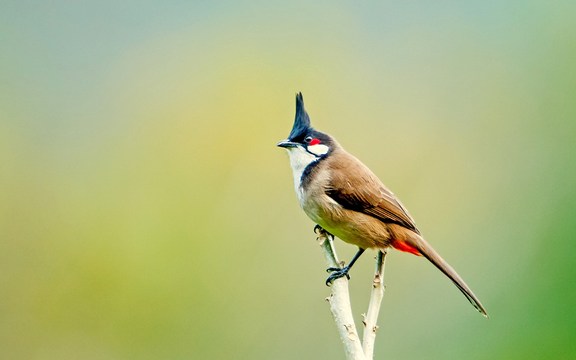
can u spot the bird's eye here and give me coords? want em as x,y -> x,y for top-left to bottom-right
304,136 -> 313,143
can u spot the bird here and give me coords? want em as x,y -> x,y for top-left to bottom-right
277,92 -> 488,317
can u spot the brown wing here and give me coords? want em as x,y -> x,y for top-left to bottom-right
325,153 -> 420,234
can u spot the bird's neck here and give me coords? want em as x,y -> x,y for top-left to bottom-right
287,147 -> 318,195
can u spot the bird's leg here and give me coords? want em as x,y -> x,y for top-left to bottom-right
313,224 -> 327,235
326,247 -> 366,286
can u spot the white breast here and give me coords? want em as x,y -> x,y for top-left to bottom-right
285,146 -> 318,204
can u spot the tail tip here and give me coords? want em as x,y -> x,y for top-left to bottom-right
476,306 -> 489,319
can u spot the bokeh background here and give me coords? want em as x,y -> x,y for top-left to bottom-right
1,1 -> 575,359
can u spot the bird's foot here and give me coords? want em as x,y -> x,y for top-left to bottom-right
325,266 -> 351,286
314,224 -> 334,237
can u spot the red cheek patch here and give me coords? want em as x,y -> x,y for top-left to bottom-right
309,138 -> 321,145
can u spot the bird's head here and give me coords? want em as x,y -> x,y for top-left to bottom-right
277,93 -> 334,160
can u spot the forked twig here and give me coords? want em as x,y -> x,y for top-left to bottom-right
316,228 -> 388,359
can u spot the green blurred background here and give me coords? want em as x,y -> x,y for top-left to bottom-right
1,1 -> 575,359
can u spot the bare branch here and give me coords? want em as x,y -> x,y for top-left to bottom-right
316,229 -> 367,360
362,250 -> 387,360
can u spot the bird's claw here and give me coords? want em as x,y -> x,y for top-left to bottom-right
314,224 -> 324,234
325,266 -> 351,286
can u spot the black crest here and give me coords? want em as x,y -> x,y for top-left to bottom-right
288,92 -> 313,140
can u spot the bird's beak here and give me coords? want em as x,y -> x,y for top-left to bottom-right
277,139 -> 298,148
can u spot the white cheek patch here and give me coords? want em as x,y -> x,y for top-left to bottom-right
307,144 -> 329,156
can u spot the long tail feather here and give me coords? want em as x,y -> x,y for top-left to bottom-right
408,235 -> 488,317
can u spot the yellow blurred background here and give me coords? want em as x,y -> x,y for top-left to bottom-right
1,1 -> 575,359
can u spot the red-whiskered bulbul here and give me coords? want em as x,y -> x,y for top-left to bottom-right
277,93 -> 488,317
